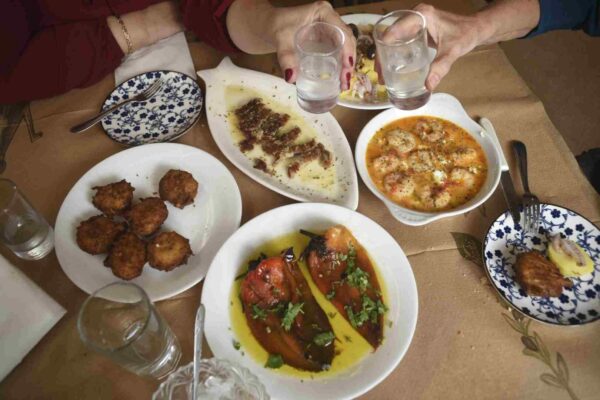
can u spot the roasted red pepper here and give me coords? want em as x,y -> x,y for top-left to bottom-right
239,248 -> 335,371
301,226 -> 386,349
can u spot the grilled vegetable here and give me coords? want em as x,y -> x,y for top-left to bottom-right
301,226 -> 386,348
239,248 -> 335,371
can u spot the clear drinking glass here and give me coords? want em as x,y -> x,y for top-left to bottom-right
295,22 -> 345,113
0,179 -> 54,260
153,359 -> 269,400
78,282 -> 181,379
374,10 -> 431,110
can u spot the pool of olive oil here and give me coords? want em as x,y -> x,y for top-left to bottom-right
229,232 -> 388,378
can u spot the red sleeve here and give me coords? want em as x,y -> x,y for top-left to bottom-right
180,0 -> 240,53
0,20 -> 123,104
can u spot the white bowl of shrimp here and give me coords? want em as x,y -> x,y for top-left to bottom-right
355,93 -> 504,226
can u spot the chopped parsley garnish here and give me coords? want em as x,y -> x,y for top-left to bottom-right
232,340 -> 241,350
377,299 -> 388,315
326,290 -> 336,300
281,302 -> 304,331
313,331 -> 335,347
270,302 -> 286,315
265,354 -> 283,369
343,245 -> 370,293
345,295 -> 387,328
346,266 -> 370,293
327,311 -> 337,319
345,304 -> 369,328
251,304 -> 267,320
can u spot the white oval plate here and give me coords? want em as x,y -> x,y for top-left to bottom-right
355,93 -> 503,226
338,14 -> 436,111
55,143 -> 241,301
197,57 -> 359,210
202,203 -> 418,400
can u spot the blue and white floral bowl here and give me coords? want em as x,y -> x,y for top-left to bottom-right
484,204 -> 600,326
101,71 -> 202,145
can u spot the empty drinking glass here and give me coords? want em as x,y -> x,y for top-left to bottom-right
0,179 -> 54,260
78,282 -> 181,379
374,10 -> 431,110
295,22 -> 345,113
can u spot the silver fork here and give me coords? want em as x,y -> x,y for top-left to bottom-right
512,140 -> 541,232
70,79 -> 164,133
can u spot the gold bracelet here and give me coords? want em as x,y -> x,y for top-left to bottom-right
116,15 -> 133,55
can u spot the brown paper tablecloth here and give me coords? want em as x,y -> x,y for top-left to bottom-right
1,1 -> 599,399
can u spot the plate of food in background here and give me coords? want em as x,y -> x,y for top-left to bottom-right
197,57 -> 359,210
484,204 -> 600,326
202,202 -> 418,400
339,14 -> 436,110
55,143 -> 241,301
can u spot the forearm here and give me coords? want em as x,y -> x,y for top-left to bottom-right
226,0 -> 279,54
107,1 -> 183,54
475,0 -> 541,45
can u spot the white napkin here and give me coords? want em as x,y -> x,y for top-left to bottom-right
114,31 -> 195,85
0,255 -> 66,381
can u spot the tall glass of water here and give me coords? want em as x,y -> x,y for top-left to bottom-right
374,10 -> 431,110
295,22 -> 345,113
78,282 -> 181,379
0,179 -> 54,260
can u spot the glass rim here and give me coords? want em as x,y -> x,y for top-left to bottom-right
294,21 -> 346,57
77,282 -> 152,354
373,10 -> 427,47
0,178 -> 18,214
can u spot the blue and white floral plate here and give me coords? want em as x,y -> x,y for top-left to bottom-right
101,71 -> 202,145
484,204 -> 600,326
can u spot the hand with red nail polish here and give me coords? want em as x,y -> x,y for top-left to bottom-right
284,69 -> 293,83
227,1 -> 356,89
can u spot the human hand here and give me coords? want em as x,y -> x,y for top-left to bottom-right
270,1 -> 356,90
377,3 -> 482,91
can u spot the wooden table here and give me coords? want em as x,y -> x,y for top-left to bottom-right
1,1 -> 599,399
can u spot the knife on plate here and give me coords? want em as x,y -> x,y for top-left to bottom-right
479,118 -> 521,224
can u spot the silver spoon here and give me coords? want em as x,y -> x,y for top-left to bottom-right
192,304 -> 205,400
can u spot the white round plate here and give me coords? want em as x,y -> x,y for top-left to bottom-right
202,203 -> 418,400
338,14 -> 436,111
101,71 -> 202,145
55,143 -> 241,301
197,57 -> 359,210
484,204 -> 600,326
339,13 -> 391,110
355,93 -> 503,226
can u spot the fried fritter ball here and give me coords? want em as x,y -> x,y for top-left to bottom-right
126,197 -> 168,236
159,169 -> 199,209
104,232 -> 146,280
147,231 -> 193,271
76,215 -> 126,255
92,180 -> 134,216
